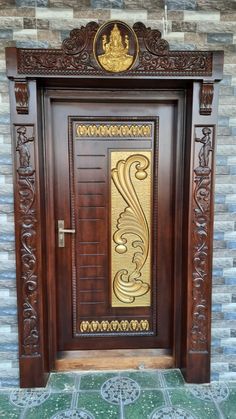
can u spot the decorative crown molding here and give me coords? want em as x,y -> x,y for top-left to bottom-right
15,21 -> 213,78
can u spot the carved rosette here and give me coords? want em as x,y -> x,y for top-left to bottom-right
200,82 -> 214,115
15,125 -> 40,356
190,126 -> 214,352
16,21 -> 213,77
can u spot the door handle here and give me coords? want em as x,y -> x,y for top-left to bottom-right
58,220 -> 75,247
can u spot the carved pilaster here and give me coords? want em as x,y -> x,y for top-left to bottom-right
15,125 -> 40,356
200,82 -> 214,116
190,126 -> 214,352
15,81 -> 29,114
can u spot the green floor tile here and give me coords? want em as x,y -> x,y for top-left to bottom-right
161,369 -> 185,387
120,371 -> 161,389
77,391 -> 120,418
124,390 -> 165,419
0,393 -> 23,419
48,372 -> 77,392
79,372 -> 119,390
219,385 -> 236,419
24,392 -> 72,419
169,388 -> 220,418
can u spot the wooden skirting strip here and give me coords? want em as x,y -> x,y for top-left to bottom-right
55,349 -> 174,371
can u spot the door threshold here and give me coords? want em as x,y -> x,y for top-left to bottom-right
55,349 -> 174,371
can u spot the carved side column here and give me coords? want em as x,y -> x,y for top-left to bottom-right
10,79 -> 48,387
183,81 -> 218,383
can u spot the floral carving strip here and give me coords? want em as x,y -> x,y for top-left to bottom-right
15,125 -> 40,357
190,127 -> 214,352
17,49 -> 212,77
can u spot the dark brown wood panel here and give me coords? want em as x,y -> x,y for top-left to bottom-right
6,19 -> 223,386
52,99 -> 177,352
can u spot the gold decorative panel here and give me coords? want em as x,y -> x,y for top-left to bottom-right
76,123 -> 152,138
80,319 -> 150,333
111,151 -> 152,307
93,21 -> 139,73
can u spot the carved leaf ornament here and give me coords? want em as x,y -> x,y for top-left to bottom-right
191,127 -> 213,351
15,126 -> 40,356
17,21 -> 212,77
111,154 -> 150,304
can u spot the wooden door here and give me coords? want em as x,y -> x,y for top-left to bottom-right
52,93 -> 176,352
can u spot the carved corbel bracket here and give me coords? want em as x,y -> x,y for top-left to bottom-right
200,81 -> 214,116
15,80 -> 29,114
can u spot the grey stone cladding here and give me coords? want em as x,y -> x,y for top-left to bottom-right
0,0 -> 235,386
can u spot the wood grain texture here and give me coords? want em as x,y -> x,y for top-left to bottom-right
6,20 -> 224,387
55,350 -> 173,371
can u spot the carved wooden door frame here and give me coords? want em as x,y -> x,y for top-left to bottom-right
5,20 -> 223,388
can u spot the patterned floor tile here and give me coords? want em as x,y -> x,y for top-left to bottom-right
48,372 -> 77,392
77,391 -> 120,419
161,369 -> 185,387
0,393 -> 22,418
24,392 -> 72,419
123,389 -> 165,419
219,384 -> 236,419
79,372 -> 119,391
168,388 -> 220,418
120,371 -> 161,389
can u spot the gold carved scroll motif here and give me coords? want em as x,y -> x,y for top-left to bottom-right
111,151 -> 152,307
76,124 -> 152,139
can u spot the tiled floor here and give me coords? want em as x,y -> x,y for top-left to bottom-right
0,369 -> 235,418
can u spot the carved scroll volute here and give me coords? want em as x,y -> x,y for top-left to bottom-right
200,82 -> 214,116
190,126 -> 214,352
15,81 -> 29,114
15,125 -> 40,357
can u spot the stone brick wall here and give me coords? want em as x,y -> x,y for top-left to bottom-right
0,0 -> 235,386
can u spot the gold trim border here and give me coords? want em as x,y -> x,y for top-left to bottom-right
80,319 -> 150,333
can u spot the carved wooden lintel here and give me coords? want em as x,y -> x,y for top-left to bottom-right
15,81 -> 29,114
200,82 -> 214,116
15,125 -> 40,357
190,126 -> 214,352
16,21 -> 213,78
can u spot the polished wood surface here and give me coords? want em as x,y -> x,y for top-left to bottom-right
5,20 -> 224,387
51,97 -> 179,352
55,350 -> 173,371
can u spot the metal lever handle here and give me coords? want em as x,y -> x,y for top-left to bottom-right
59,228 -> 76,234
58,220 -> 75,248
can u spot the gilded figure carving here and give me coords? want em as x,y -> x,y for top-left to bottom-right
111,153 -> 151,305
97,24 -> 134,72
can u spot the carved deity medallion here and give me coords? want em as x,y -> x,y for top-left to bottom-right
94,21 -> 138,73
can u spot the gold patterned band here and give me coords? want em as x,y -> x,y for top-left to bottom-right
76,124 -> 152,138
80,319 -> 150,333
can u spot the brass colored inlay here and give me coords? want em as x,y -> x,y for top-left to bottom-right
111,151 -> 151,307
80,319 -> 150,333
98,23 -> 134,73
76,124 -> 152,138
